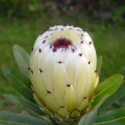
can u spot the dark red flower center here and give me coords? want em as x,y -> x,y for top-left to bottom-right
53,38 -> 73,50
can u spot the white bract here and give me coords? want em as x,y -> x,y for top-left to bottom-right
30,25 -> 99,124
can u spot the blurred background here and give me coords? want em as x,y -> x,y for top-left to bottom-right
0,0 -> 125,114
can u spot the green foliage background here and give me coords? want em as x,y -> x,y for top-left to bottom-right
0,0 -> 125,115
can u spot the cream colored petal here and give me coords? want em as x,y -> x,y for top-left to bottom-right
36,72 -> 47,104
32,53 -> 40,82
84,63 -> 96,96
94,75 -> 99,88
75,56 -> 89,105
31,86 -> 43,107
46,93 -> 59,112
38,47 -> 49,70
58,107 -> 70,117
53,113 -> 63,120
43,106 -> 52,115
88,44 -> 97,70
52,64 -> 67,106
64,85 -> 77,111
43,52 -> 57,92
65,53 -> 77,88
29,71 -> 34,86
70,110 -> 80,117
64,117 -> 72,122
83,32 -> 97,70
31,86 -> 53,115
47,30 -> 63,42
88,75 -> 99,98
78,97 -> 88,111
63,30 -> 78,43
81,43 -> 95,67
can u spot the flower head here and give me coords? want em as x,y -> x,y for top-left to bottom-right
30,25 -> 99,124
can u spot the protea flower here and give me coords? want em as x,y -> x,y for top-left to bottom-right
29,24 -> 99,124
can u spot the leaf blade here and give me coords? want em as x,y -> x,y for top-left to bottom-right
78,94 -> 108,125
4,94 -> 45,116
2,65 -> 34,102
13,44 -> 30,78
0,111 -> 52,125
98,81 -> 125,114
94,108 -> 125,125
92,74 -> 123,107
85,109 -> 97,125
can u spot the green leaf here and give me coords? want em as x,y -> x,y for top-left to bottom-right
94,108 -> 125,125
78,94 -> 108,125
13,44 -> 30,78
2,65 -> 34,102
0,111 -> 52,125
86,109 -> 97,125
97,56 -> 102,73
117,70 -> 125,107
25,108 -> 42,118
91,74 -> 123,107
4,94 -> 45,116
78,110 -> 96,125
98,81 -> 125,114
93,119 -> 125,125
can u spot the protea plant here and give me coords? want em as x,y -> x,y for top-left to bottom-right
2,24 -> 125,125
30,25 -> 99,124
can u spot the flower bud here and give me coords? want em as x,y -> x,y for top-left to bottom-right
30,25 -> 99,124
